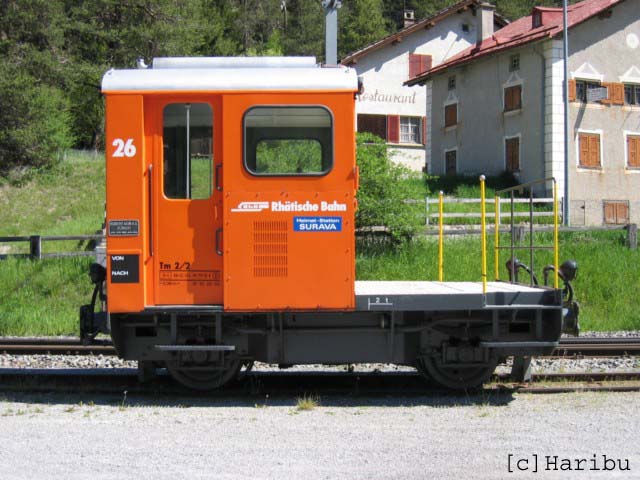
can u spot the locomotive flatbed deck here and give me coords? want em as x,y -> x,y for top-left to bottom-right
355,281 -> 559,312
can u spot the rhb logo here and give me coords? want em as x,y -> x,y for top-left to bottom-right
231,201 -> 270,213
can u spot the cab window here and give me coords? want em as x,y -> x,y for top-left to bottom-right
163,103 -> 213,199
244,106 -> 333,175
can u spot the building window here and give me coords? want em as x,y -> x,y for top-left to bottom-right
578,132 -> 601,169
603,201 -> 629,225
400,117 -> 422,144
627,134 -> 640,168
509,54 -> 520,72
409,53 -> 432,79
624,84 -> 640,105
358,115 -> 425,145
244,106 -> 332,175
444,103 -> 458,128
448,76 -> 456,90
445,150 -> 457,175
504,85 -> 522,112
357,114 -> 387,140
505,137 -> 520,172
163,103 -> 213,200
576,80 -> 602,103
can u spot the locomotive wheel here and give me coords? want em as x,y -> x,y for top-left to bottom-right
166,357 -> 244,391
416,355 -> 498,391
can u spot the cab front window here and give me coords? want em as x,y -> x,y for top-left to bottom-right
244,106 -> 333,176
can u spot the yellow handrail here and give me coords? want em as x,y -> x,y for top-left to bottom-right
480,176 -> 487,294
494,195 -> 500,281
438,190 -> 444,282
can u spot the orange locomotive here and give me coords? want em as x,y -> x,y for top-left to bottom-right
81,57 -> 576,390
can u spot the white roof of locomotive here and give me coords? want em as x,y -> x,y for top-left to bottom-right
102,57 -> 358,93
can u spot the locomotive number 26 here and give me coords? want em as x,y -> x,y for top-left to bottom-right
112,138 -> 137,158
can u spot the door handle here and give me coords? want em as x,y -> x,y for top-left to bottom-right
148,164 -> 153,257
215,164 -> 222,191
215,228 -> 223,256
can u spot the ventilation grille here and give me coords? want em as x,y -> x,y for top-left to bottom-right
253,221 -> 288,278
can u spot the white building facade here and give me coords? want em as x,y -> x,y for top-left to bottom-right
341,0 -> 506,171
408,0 -> 640,226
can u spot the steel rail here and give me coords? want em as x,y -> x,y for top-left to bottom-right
0,368 -> 638,395
1,336 -> 640,357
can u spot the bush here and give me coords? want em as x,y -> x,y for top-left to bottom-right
356,133 -> 420,241
0,63 -> 74,177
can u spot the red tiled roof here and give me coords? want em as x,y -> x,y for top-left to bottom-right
340,0 -> 508,66
405,0 -> 624,85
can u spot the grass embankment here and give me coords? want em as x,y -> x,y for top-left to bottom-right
0,151 -> 103,335
0,153 -> 636,335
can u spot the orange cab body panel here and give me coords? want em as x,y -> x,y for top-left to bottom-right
104,94 -> 148,313
104,86 -> 356,313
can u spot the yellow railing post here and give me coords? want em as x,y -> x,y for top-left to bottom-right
554,181 -> 559,289
438,190 -> 444,282
494,195 -> 500,281
480,175 -> 487,294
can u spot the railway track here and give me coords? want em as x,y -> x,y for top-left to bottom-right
0,368 -> 638,395
1,336 -> 640,357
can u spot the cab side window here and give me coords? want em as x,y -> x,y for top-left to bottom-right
163,103 -> 213,199
244,106 -> 333,175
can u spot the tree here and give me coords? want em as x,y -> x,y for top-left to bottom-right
0,63 -> 73,175
339,0 -> 389,57
283,0 -> 325,59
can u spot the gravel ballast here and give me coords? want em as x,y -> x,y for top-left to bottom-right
0,391 -> 638,479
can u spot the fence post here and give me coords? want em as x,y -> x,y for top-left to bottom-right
29,235 -> 42,260
515,225 -> 526,244
628,224 -> 638,250
425,196 -> 430,226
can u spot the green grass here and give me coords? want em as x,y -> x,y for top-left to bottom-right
357,230 -> 640,332
0,151 -> 104,335
0,150 -> 105,237
0,256 -> 93,335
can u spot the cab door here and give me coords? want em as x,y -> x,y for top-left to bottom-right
150,97 -> 223,305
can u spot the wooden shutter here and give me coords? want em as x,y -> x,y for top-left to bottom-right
616,202 -> 629,224
600,82 -> 613,105
387,115 -> 400,143
409,54 -> 421,78
590,134 -> 601,167
611,83 -> 625,105
603,201 -> 616,224
445,104 -> 457,128
628,135 -> 640,168
445,150 -> 457,175
420,55 -> 432,74
504,86 -> 522,111
409,54 -> 432,78
568,79 -> 577,102
505,137 -> 520,171
579,133 -> 590,167
422,117 -> 427,146
603,201 -> 629,224
579,133 -> 601,168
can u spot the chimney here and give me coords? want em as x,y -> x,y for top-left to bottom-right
476,2 -> 495,44
403,9 -> 416,28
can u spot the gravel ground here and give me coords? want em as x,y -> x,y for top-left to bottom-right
0,391 -> 638,479
0,332 -> 639,479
